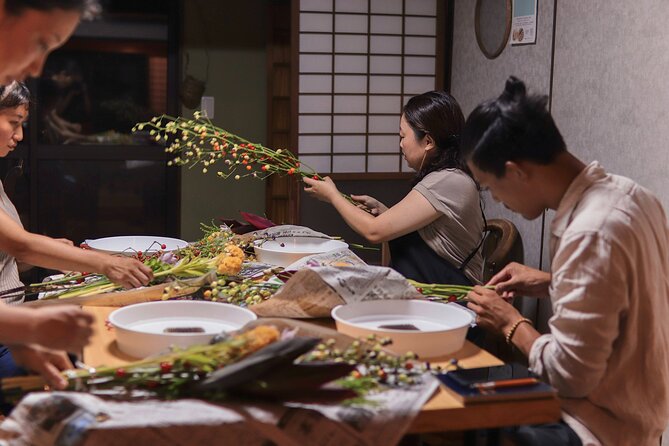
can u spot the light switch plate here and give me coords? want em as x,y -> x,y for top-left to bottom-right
201,96 -> 215,119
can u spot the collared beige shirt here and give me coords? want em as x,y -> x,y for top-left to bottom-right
529,162 -> 669,446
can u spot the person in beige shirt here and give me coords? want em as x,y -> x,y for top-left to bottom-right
460,76 -> 669,446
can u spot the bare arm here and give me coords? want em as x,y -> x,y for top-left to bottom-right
303,177 -> 440,243
0,208 -> 152,288
0,304 -> 94,352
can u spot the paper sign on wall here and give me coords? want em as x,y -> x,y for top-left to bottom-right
511,0 -> 537,45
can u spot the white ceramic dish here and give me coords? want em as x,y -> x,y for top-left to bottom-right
253,236 -> 348,267
84,235 -> 188,255
109,301 -> 257,358
331,300 -> 473,359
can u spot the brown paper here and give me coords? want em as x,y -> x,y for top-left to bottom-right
249,269 -> 344,318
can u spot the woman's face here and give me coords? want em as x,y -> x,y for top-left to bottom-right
399,114 -> 431,171
0,7 -> 81,84
0,105 -> 28,157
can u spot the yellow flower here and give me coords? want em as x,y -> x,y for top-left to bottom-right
224,244 -> 244,259
217,256 -> 243,275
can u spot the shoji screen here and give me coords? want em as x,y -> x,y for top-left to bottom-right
298,0 -> 438,174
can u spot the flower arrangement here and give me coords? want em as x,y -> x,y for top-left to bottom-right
133,112 -> 363,207
0,326 -> 282,402
134,112 -> 317,181
19,225 -> 252,302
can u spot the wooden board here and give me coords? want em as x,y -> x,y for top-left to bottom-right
22,283 -> 194,308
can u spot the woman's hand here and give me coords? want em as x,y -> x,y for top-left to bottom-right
486,262 -> 551,298
350,194 -> 388,216
102,256 -> 153,289
303,176 -> 340,204
466,286 -> 521,335
27,305 -> 95,352
9,344 -> 73,389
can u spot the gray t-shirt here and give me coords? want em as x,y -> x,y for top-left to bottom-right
413,169 -> 484,284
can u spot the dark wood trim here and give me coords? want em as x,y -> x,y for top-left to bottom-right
62,38 -> 167,56
443,0 -> 455,91
300,32 -> 437,38
435,0 -> 445,89
300,10 -> 437,18
32,145 -> 172,160
296,132 -> 405,136
299,71 -> 436,77
329,172 -> 413,181
165,0 -> 180,237
301,51 -> 436,57
28,78 -> 39,232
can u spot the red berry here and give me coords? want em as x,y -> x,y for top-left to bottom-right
161,244 -> 167,250
115,368 -> 127,378
312,175 -> 318,180
160,362 -> 172,373
405,362 -> 414,370
448,295 -> 457,302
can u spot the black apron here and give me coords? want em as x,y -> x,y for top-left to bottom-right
389,230 -> 485,345
389,230 -> 472,285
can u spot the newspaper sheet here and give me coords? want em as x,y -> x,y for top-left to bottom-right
0,378 -> 438,446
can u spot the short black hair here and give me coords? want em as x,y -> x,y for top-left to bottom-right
461,76 -> 566,177
403,90 -> 468,184
0,81 -> 30,110
4,0 -> 101,20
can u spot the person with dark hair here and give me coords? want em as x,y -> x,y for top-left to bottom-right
0,0 -> 153,396
0,0 -> 100,84
0,82 -> 153,402
304,91 -> 484,285
462,76 -> 669,446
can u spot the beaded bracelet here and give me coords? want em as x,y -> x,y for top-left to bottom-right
505,317 -> 532,345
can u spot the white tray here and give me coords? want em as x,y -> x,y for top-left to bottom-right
84,235 -> 188,255
109,301 -> 257,358
332,299 -> 473,359
254,236 -> 348,267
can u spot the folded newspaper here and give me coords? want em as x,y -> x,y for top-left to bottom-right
0,319 -> 439,446
251,262 -> 422,318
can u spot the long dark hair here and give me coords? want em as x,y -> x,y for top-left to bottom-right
0,81 -> 30,111
4,0 -> 100,19
403,91 -> 468,185
461,76 -> 566,177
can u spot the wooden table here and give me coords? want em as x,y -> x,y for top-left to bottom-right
83,306 -> 561,434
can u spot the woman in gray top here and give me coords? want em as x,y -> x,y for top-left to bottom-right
304,91 -> 485,285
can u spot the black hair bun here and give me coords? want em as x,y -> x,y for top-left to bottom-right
500,76 -> 526,102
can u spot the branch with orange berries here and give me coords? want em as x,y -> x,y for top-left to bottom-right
133,112 -> 367,209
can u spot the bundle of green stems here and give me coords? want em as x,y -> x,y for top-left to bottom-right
407,280 -> 495,303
